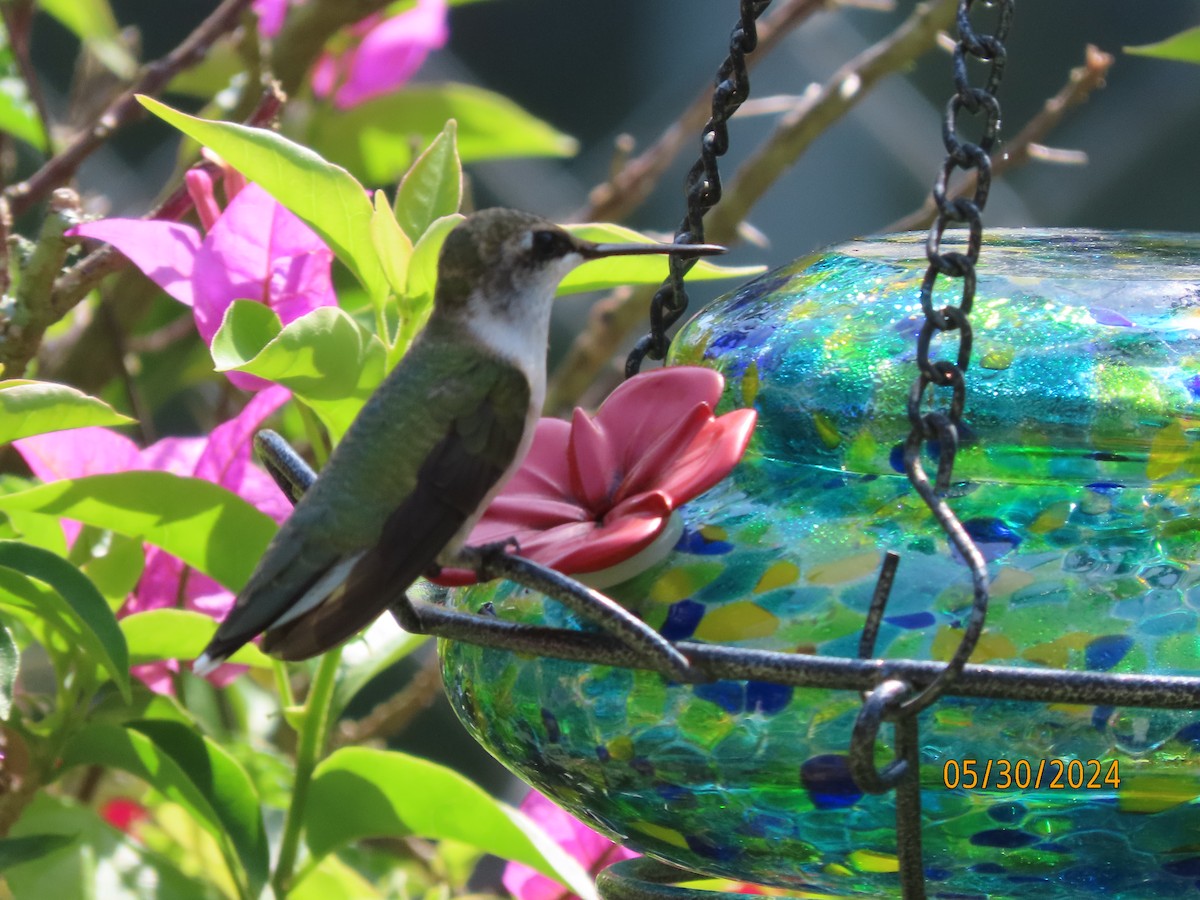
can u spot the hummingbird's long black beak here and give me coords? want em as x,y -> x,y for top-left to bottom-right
580,240 -> 726,259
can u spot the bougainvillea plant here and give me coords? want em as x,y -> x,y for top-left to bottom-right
0,3 -> 768,897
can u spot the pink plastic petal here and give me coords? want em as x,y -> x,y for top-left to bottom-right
504,792 -> 637,900
594,367 -> 725,472
567,407 -> 618,512
614,402 -> 713,504
517,514 -> 665,573
603,490 -> 671,525
498,418 -> 574,498
480,494 -> 591,531
330,0 -> 449,108
654,409 -> 757,504
192,183 -> 335,346
68,219 -> 201,307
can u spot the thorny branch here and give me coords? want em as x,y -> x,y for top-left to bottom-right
37,87 -> 285,389
554,15 -> 1112,415
577,0 -> 844,224
703,0 -> 957,243
3,0 -> 255,219
887,44 -> 1114,233
549,0 -> 955,411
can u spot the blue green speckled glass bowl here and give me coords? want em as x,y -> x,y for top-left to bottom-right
441,230 -> 1200,898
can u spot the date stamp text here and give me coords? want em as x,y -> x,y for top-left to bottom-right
942,758 -> 1120,791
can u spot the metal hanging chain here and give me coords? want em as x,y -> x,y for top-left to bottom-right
625,0 -> 772,378
897,0 -> 1014,717
850,4 -> 1014,898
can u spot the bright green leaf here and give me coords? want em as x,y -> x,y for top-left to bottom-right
60,723 -> 261,897
0,833 -> 75,869
308,83 -> 577,184
0,380 -> 134,445
0,620 -> 16,720
91,682 -> 195,728
558,223 -> 764,295
0,76 -> 47,151
39,0 -> 136,78
0,541 -> 129,699
1126,26 -> 1200,64
211,303 -> 387,444
130,719 -> 269,898
0,472 -> 276,592
167,36 -> 243,97
305,747 -> 597,900
79,531 -> 145,608
210,299 -> 284,368
395,120 -> 463,241
0,476 -> 68,557
291,853 -> 382,899
371,191 -> 413,301
138,96 -> 388,299
396,213 -> 463,357
121,609 -> 272,669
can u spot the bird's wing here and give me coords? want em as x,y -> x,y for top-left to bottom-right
259,361 -> 533,660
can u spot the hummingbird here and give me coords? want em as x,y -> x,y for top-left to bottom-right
194,208 -> 724,672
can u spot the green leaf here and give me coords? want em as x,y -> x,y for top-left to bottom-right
6,795 -> 206,900
130,719 -> 270,898
308,83 -> 577,185
211,303 -> 387,444
395,119 -> 463,241
0,833 -> 75,869
0,76 -> 47,151
38,0 -> 136,79
121,609 -> 273,669
138,96 -> 388,300
371,190 -> 413,301
558,223 -> 764,295
79,531 -> 144,608
91,682 -> 195,728
167,36 -> 243,97
397,213 -> 463,355
0,620 -> 16,719
291,854 -> 382,899
61,722 -> 266,898
1126,26 -> 1200,64
0,541 -> 129,699
0,472 -> 276,592
0,380 -> 135,445
305,747 -> 597,900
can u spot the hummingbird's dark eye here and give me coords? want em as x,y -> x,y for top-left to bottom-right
530,229 -> 570,260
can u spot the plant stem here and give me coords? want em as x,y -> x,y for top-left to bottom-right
272,649 -> 342,896
273,660 -> 297,710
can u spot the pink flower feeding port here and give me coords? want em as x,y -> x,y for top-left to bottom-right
433,366 -> 757,586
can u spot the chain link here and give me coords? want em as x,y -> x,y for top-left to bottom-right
625,0 -> 772,377
899,0 -> 1014,718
